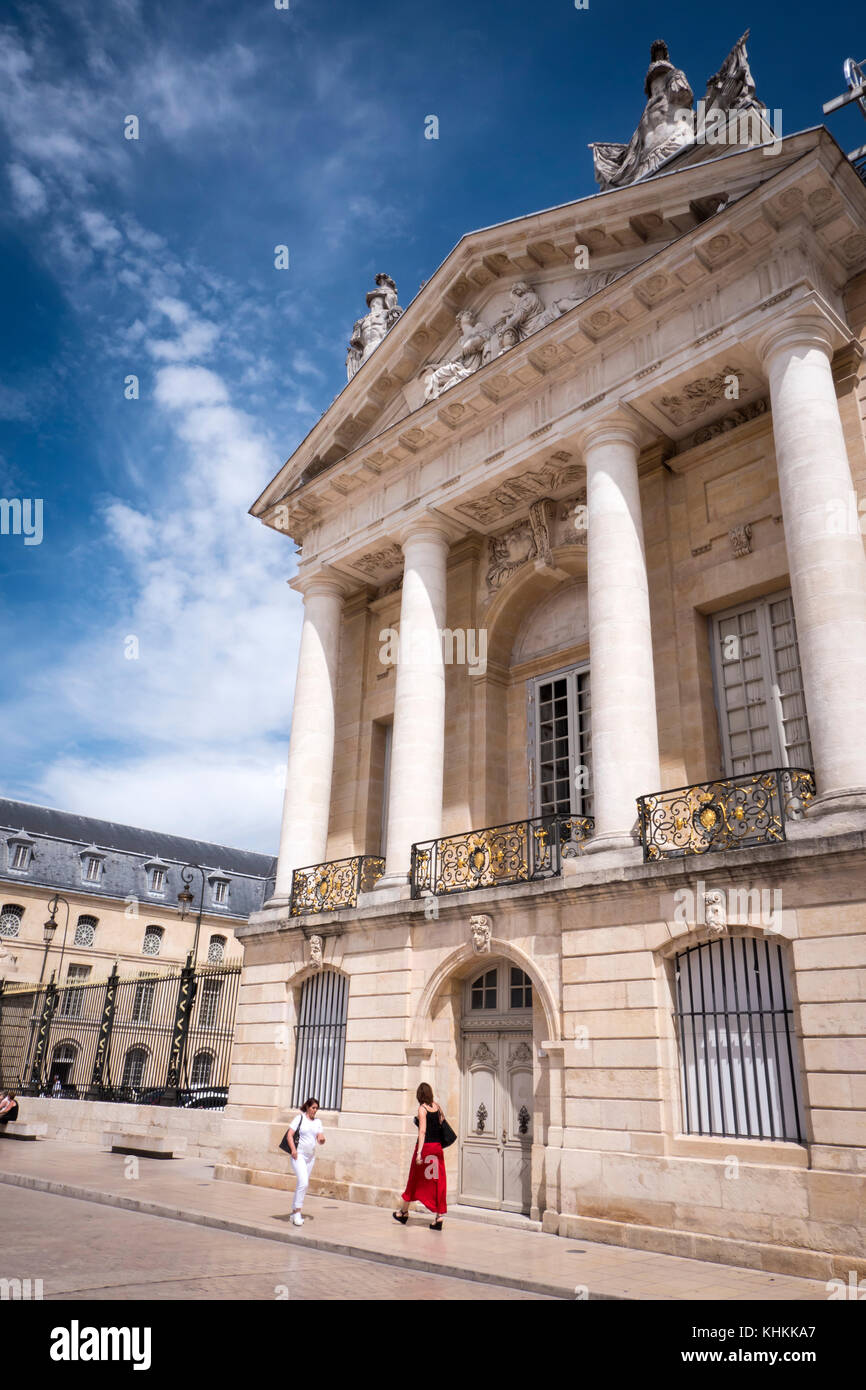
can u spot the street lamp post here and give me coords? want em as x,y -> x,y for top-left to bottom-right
163,864 -> 207,1105
41,894 -> 71,984
177,864 -> 207,964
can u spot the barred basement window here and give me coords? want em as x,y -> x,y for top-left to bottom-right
74,915 -> 97,947
207,934 -> 226,963
142,926 -> 163,956
198,978 -> 223,1029
0,904 -> 23,937
673,936 -> 805,1142
60,965 -> 91,1018
292,970 -> 348,1112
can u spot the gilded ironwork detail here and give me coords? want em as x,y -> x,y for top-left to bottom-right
290,855 -> 385,916
410,814 -> 593,898
637,768 -> 815,862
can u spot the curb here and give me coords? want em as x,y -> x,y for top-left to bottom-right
0,1169 -> 598,1300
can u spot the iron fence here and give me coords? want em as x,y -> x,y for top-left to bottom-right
0,961 -> 241,1108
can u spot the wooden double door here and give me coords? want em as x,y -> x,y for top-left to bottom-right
459,1030 -> 533,1213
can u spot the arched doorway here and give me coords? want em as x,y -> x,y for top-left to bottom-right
459,958 -> 534,1213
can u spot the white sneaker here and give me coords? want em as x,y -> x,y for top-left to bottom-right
291,1212 -> 304,1226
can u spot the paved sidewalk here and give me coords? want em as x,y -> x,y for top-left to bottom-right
0,1139 -> 830,1301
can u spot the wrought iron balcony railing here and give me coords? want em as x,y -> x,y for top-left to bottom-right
636,768 -> 815,862
410,812 -> 594,899
290,855 -> 385,917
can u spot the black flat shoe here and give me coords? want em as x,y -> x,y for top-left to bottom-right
429,1220 -> 443,1231
392,1211 -> 408,1224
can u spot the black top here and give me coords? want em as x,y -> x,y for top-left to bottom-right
414,1105 -> 443,1144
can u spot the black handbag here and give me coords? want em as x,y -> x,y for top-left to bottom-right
278,1116 -> 302,1155
440,1115 -> 457,1149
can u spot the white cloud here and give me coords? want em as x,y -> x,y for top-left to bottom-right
7,161 -> 47,216
80,208 -> 123,251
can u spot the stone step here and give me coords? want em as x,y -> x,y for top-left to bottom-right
447,1203 -> 543,1233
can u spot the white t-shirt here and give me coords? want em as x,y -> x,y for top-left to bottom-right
291,1113 -> 322,1160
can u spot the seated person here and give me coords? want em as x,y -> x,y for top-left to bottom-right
0,1091 -> 19,1124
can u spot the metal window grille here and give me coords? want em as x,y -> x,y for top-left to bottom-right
673,936 -> 804,1142
0,905 -> 23,938
292,970 -> 348,1111
74,915 -> 97,947
207,935 -> 226,964
142,927 -> 163,956
131,980 -> 156,1024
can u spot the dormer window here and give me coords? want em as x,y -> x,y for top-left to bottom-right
80,847 -> 105,885
144,858 -> 169,896
7,833 -> 34,873
208,872 -> 230,908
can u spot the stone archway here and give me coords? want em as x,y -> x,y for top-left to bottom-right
409,939 -> 560,1217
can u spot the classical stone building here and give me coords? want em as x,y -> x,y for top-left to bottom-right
224,39 -> 866,1279
0,799 -> 274,985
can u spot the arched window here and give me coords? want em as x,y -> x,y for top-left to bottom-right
673,936 -> 804,1142
74,915 -> 97,947
142,926 -> 163,956
122,1047 -> 148,1091
207,934 -> 226,964
191,1050 -> 213,1087
0,904 -> 23,938
292,970 -> 349,1112
468,966 -> 533,1013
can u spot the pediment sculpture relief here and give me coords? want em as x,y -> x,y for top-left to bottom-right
423,271 -> 619,402
346,273 -> 403,381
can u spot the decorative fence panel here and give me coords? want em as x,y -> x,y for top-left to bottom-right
0,962 -> 241,1109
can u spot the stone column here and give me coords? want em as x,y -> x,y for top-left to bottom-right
271,570 -> 350,904
379,520 -> 450,884
759,313 -> 866,812
582,415 -> 660,850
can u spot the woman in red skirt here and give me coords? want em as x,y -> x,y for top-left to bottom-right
393,1082 -> 447,1230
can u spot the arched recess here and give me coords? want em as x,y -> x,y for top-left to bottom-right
470,548 -> 588,828
410,939 -> 560,1046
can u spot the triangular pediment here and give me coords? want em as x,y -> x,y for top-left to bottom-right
253,128 -> 852,526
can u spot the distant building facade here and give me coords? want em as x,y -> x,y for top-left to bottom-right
0,799 -> 275,986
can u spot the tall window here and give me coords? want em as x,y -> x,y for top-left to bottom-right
292,970 -> 349,1111
0,904 -> 23,938
74,915 -> 97,947
122,1047 -> 147,1091
673,936 -> 804,1142
712,593 -> 812,776
198,978 -> 223,1029
60,965 -> 91,1018
149,867 -> 166,894
131,978 -> 156,1024
530,666 -> 592,817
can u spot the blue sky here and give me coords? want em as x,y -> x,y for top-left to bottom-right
0,0 -> 864,852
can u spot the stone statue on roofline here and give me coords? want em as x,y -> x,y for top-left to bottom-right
590,33 -> 767,192
346,273 -> 403,381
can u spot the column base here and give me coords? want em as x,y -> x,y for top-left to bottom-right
263,894 -> 291,911
360,873 -> 412,903
807,787 -> 866,818
582,830 -> 641,855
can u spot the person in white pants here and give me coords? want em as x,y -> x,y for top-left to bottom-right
288,1097 -> 325,1225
